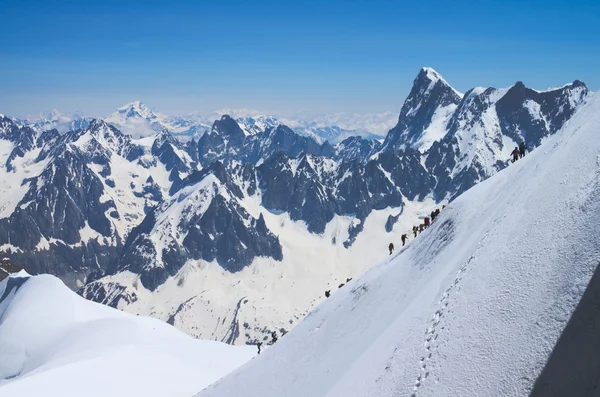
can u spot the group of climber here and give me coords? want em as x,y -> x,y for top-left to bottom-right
256,329 -> 287,354
324,277 -> 353,298
511,142 -> 527,163
389,205 -> 446,255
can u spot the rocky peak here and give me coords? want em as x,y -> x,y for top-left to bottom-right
381,68 -> 463,152
212,115 -> 246,138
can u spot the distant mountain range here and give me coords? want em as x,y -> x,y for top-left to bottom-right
11,102 -> 395,144
0,67 -> 591,344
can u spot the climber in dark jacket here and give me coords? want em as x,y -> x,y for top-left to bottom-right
519,142 -> 527,158
401,234 -> 408,246
389,242 -> 395,255
512,147 -> 520,163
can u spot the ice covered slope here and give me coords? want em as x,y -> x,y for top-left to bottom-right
200,93 -> 600,397
0,273 -> 254,397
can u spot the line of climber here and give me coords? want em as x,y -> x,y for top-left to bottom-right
389,205 -> 446,255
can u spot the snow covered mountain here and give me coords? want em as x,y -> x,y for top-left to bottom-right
425,79 -> 588,198
104,101 -> 212,139
79,68 -> 590,345
75,69 -> 591,345
0,272 -> 254,396
1,67 -> 592,347
380,67 -> 589,199
195,116 -> 336,167
0,117 -> 193,288
11,103 -> 388,145
202,113 -> 380,145
200,91 -> 600,397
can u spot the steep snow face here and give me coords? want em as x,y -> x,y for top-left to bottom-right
0,273 -> 254,396
200,93 -> 600,397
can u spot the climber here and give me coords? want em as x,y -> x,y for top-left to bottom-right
325,290 -> 331,298
511,147 -> 520,163
419,224 -> 424,233
271,331 -> 278,344
389,242 -> 395,255
401,233 -> 408,246
346,277 -> 353,283
519,141 -> 527,158
435,208 -> 440,217
424,217 -> 430,228
257,342 -> 263,354
413,226 -> 418,238
431,210 -> 436,221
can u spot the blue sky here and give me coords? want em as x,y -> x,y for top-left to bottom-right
1,0 -> 598,118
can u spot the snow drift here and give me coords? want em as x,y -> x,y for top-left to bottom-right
0,273 -> 254,396
200,93 -> 600,396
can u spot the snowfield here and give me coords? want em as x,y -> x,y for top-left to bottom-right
199,93 -> 600,397
0,273 -> 255,397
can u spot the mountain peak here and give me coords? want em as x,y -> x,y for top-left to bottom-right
420,67 -> 442,82
114,101 -> 156,120
88,118 -> 111,130
118,100 -> 145,110
86,118 -> 125,140
380,68 -> 463,152
417,67 -> 462,98
211,115 -> 245,139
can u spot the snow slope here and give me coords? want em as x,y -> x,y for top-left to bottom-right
200,93 -> 600,396
0,273 -> 254,397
